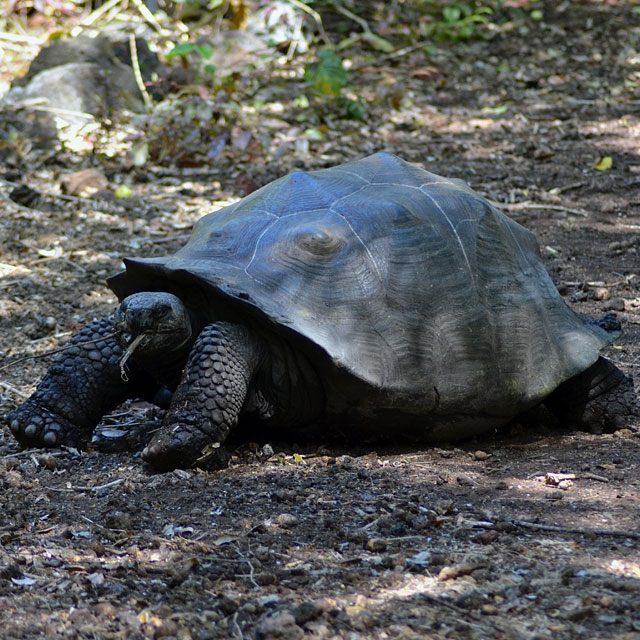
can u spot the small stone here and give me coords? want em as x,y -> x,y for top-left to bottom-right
256,572 -> 277,586
557,479 -> 572,491
533,144 -> 554,159
154,618 -> 179,637
4,470 -> 23,488
600,595 -> 613,608
262,443 -> 274,457
481,604 -> 497,615
473,450 -> 489,461
36,453 -> 57,470
366,538 -> 387,552
472,530 -> 500,545
254,546 -> 271,562
602,298 -> 625,312
293,601 -> 324,625
94,602 -> 116,618
347,529 -> 368,544
256,611 -> 303,640
107,511 -> 133,529
68,608 -> 97,626
438,563 -> 478,581
545,489 -> 564,500
592,287 -> 611,301
276,513 -> 299,529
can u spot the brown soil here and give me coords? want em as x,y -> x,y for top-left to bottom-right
0,3 -> 639,639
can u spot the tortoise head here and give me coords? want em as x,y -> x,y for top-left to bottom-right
116,292 -> 195,359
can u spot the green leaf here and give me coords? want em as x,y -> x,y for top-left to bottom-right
204,64 -> 217,76
305,49 -> 347,97
345,96 -> 365,121
166,42 -> 199,60
487,105 -> 508,114
443,7 -> 461,23
196,44 -> 214,60
304,128 -> 324,141
115,185 -> 132,198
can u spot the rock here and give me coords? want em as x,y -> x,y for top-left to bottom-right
602,298 -> 625,312
473,450 -> 489,461
276,513 -> 299,528
293,600 -> 324,625
406,550 -> 432,570
592,287 -> 611,301
438,562 -> 483,581
15,35 -> 144,86
13,61 -> 142,117
94,602 -> 117,618
107,511 -> 133,529
3,33 -> 169,149
35,453 -> 57,470
256,611 -> 304,640
533,144 -> 554,159
366,538 -> 387,552
61,169 -> 109,197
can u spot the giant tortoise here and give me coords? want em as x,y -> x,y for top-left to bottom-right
5,153 -> 636,470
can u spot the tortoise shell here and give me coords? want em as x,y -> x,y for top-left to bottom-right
109,152 -> 613,432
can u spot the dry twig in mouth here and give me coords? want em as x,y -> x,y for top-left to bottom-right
119,333 -> 149,382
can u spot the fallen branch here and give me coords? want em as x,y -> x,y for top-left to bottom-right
0,380 -> 29,399
129,34 -> 153,111
286,0 -> 330,45
511,519 -> 640,540
47,478 -> 124,493
491,200 -> 589,217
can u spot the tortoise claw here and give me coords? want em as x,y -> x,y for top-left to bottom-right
5,399 -> 90,449
141,422 -> 221,471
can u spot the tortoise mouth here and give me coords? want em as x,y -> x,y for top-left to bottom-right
118,324 -> 193,352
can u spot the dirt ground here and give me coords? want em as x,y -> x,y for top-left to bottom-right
1,2 -> 640,639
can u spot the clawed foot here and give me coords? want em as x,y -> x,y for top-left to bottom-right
581,376 -> 638,433
141,422 -> 229,472
5,398 -> 91,449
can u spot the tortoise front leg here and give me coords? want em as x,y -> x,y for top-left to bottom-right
142,322 -> 266,472
5,317 -> 150,449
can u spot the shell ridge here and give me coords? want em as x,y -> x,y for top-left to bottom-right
242,216 -> 278,276
328,204 -> 384,284
420,190 -> 475,286
330,168 -> 371,184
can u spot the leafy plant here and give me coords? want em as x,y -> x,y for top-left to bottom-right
304,49 -> 347,97
421,2 -> 493,41
166,41 -> 216,77
304,49 -> 365,120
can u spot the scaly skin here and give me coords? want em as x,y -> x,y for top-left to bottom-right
6,318 -> 137,448
142,322 -> 266,471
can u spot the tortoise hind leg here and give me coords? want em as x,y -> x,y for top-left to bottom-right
545,357 -> 637,433
141,322 -> 266,472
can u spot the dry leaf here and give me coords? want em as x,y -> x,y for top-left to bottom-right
594,156 -> 612,170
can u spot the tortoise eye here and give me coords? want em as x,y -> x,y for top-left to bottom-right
296,228 -> 346,256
